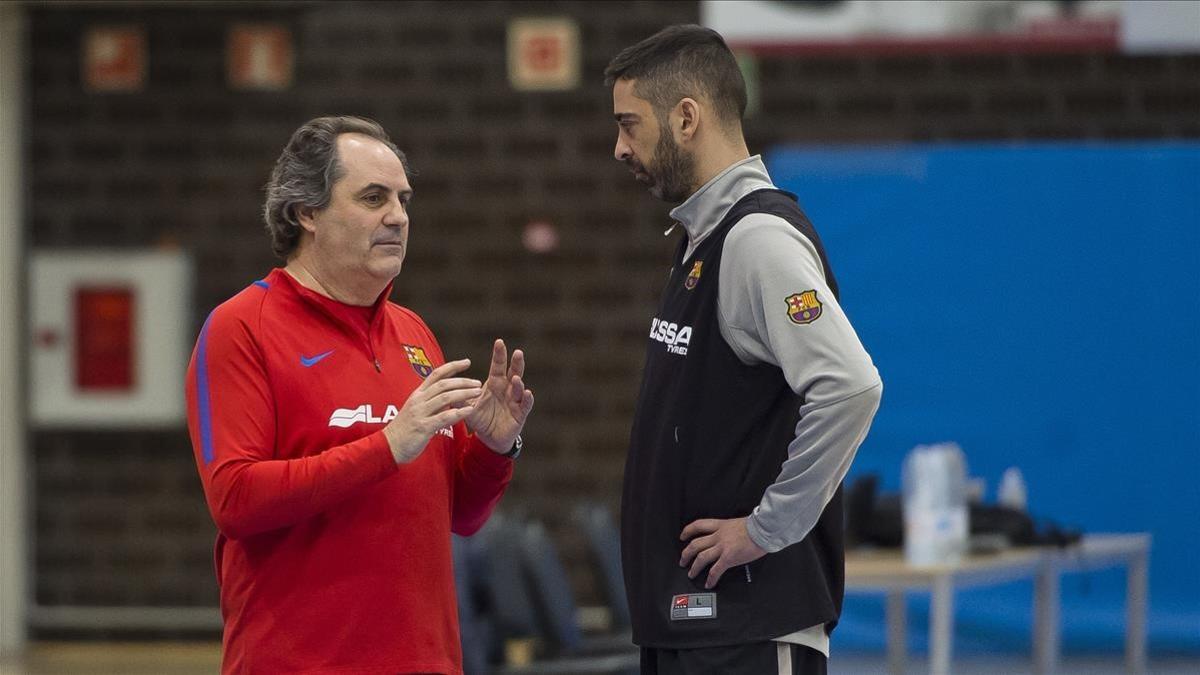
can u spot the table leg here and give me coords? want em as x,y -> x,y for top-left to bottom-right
886,590 -> 906,675
1034,560 -> 1060,675
1126,552 -> 1148,674
930,576 -> 954,675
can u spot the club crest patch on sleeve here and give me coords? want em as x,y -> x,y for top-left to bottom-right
402,344 -> 434,378
684,260 -> 703,290
786,290 -> 823,325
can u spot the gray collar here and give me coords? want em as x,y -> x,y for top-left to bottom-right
669,155 -> 775,261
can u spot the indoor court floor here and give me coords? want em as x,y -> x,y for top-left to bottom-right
1,642 -> 1198,674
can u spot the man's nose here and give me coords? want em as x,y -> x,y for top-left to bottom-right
614,137 -> 631,163
383,198 -> 408,227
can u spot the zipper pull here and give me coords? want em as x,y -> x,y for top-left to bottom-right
374,359 -> 381,372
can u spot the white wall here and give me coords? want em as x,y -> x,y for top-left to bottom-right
0,0 -> 28,657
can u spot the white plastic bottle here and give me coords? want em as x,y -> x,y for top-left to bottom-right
998,466 -> 1028,512
902,443 -> 969,566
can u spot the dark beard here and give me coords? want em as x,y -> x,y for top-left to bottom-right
649,128 -> 696,204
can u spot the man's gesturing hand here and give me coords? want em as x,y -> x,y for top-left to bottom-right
384,359 -> 481,464
466,339 -> 535,453
679,517 -> 767,589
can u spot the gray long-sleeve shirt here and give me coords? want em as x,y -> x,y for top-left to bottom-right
668,155 -> 883,653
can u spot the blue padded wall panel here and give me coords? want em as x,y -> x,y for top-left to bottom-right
766,142 -> 1200,654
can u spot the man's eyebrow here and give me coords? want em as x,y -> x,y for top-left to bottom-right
614,112 -> 640,123
355,183 -> 413,198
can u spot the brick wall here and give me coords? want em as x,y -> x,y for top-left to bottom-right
27,1 -> 1200,629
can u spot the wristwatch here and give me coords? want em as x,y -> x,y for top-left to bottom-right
503,435 -> 523,460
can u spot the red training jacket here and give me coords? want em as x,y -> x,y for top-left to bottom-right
185,268 -> 512,674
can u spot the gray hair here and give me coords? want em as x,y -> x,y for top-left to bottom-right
262,116 -> 409,258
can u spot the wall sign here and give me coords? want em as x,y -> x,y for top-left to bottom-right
83,26 -> 145,92
228,24 -> 294,90
507,17 -> 580,91
30,250 -> 192,428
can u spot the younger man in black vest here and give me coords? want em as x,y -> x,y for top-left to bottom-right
607,25 -> 883,675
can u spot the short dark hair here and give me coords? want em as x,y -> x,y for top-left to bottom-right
604,24 -> 746,129
263,116 -> 410,258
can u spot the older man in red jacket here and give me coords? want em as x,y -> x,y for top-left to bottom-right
186,116 -> 534,674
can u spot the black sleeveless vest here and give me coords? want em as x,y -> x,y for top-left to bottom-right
621,189 -> 845,648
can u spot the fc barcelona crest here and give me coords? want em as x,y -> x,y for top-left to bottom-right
785,290 -> 822,325
403,344 -> 434,378
684,261 -> 703,290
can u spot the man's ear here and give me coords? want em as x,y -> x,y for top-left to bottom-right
296,205 -> 318,234
674,97 -> 701,144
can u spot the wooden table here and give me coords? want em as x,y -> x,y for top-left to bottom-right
844,533 -> 1151,675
